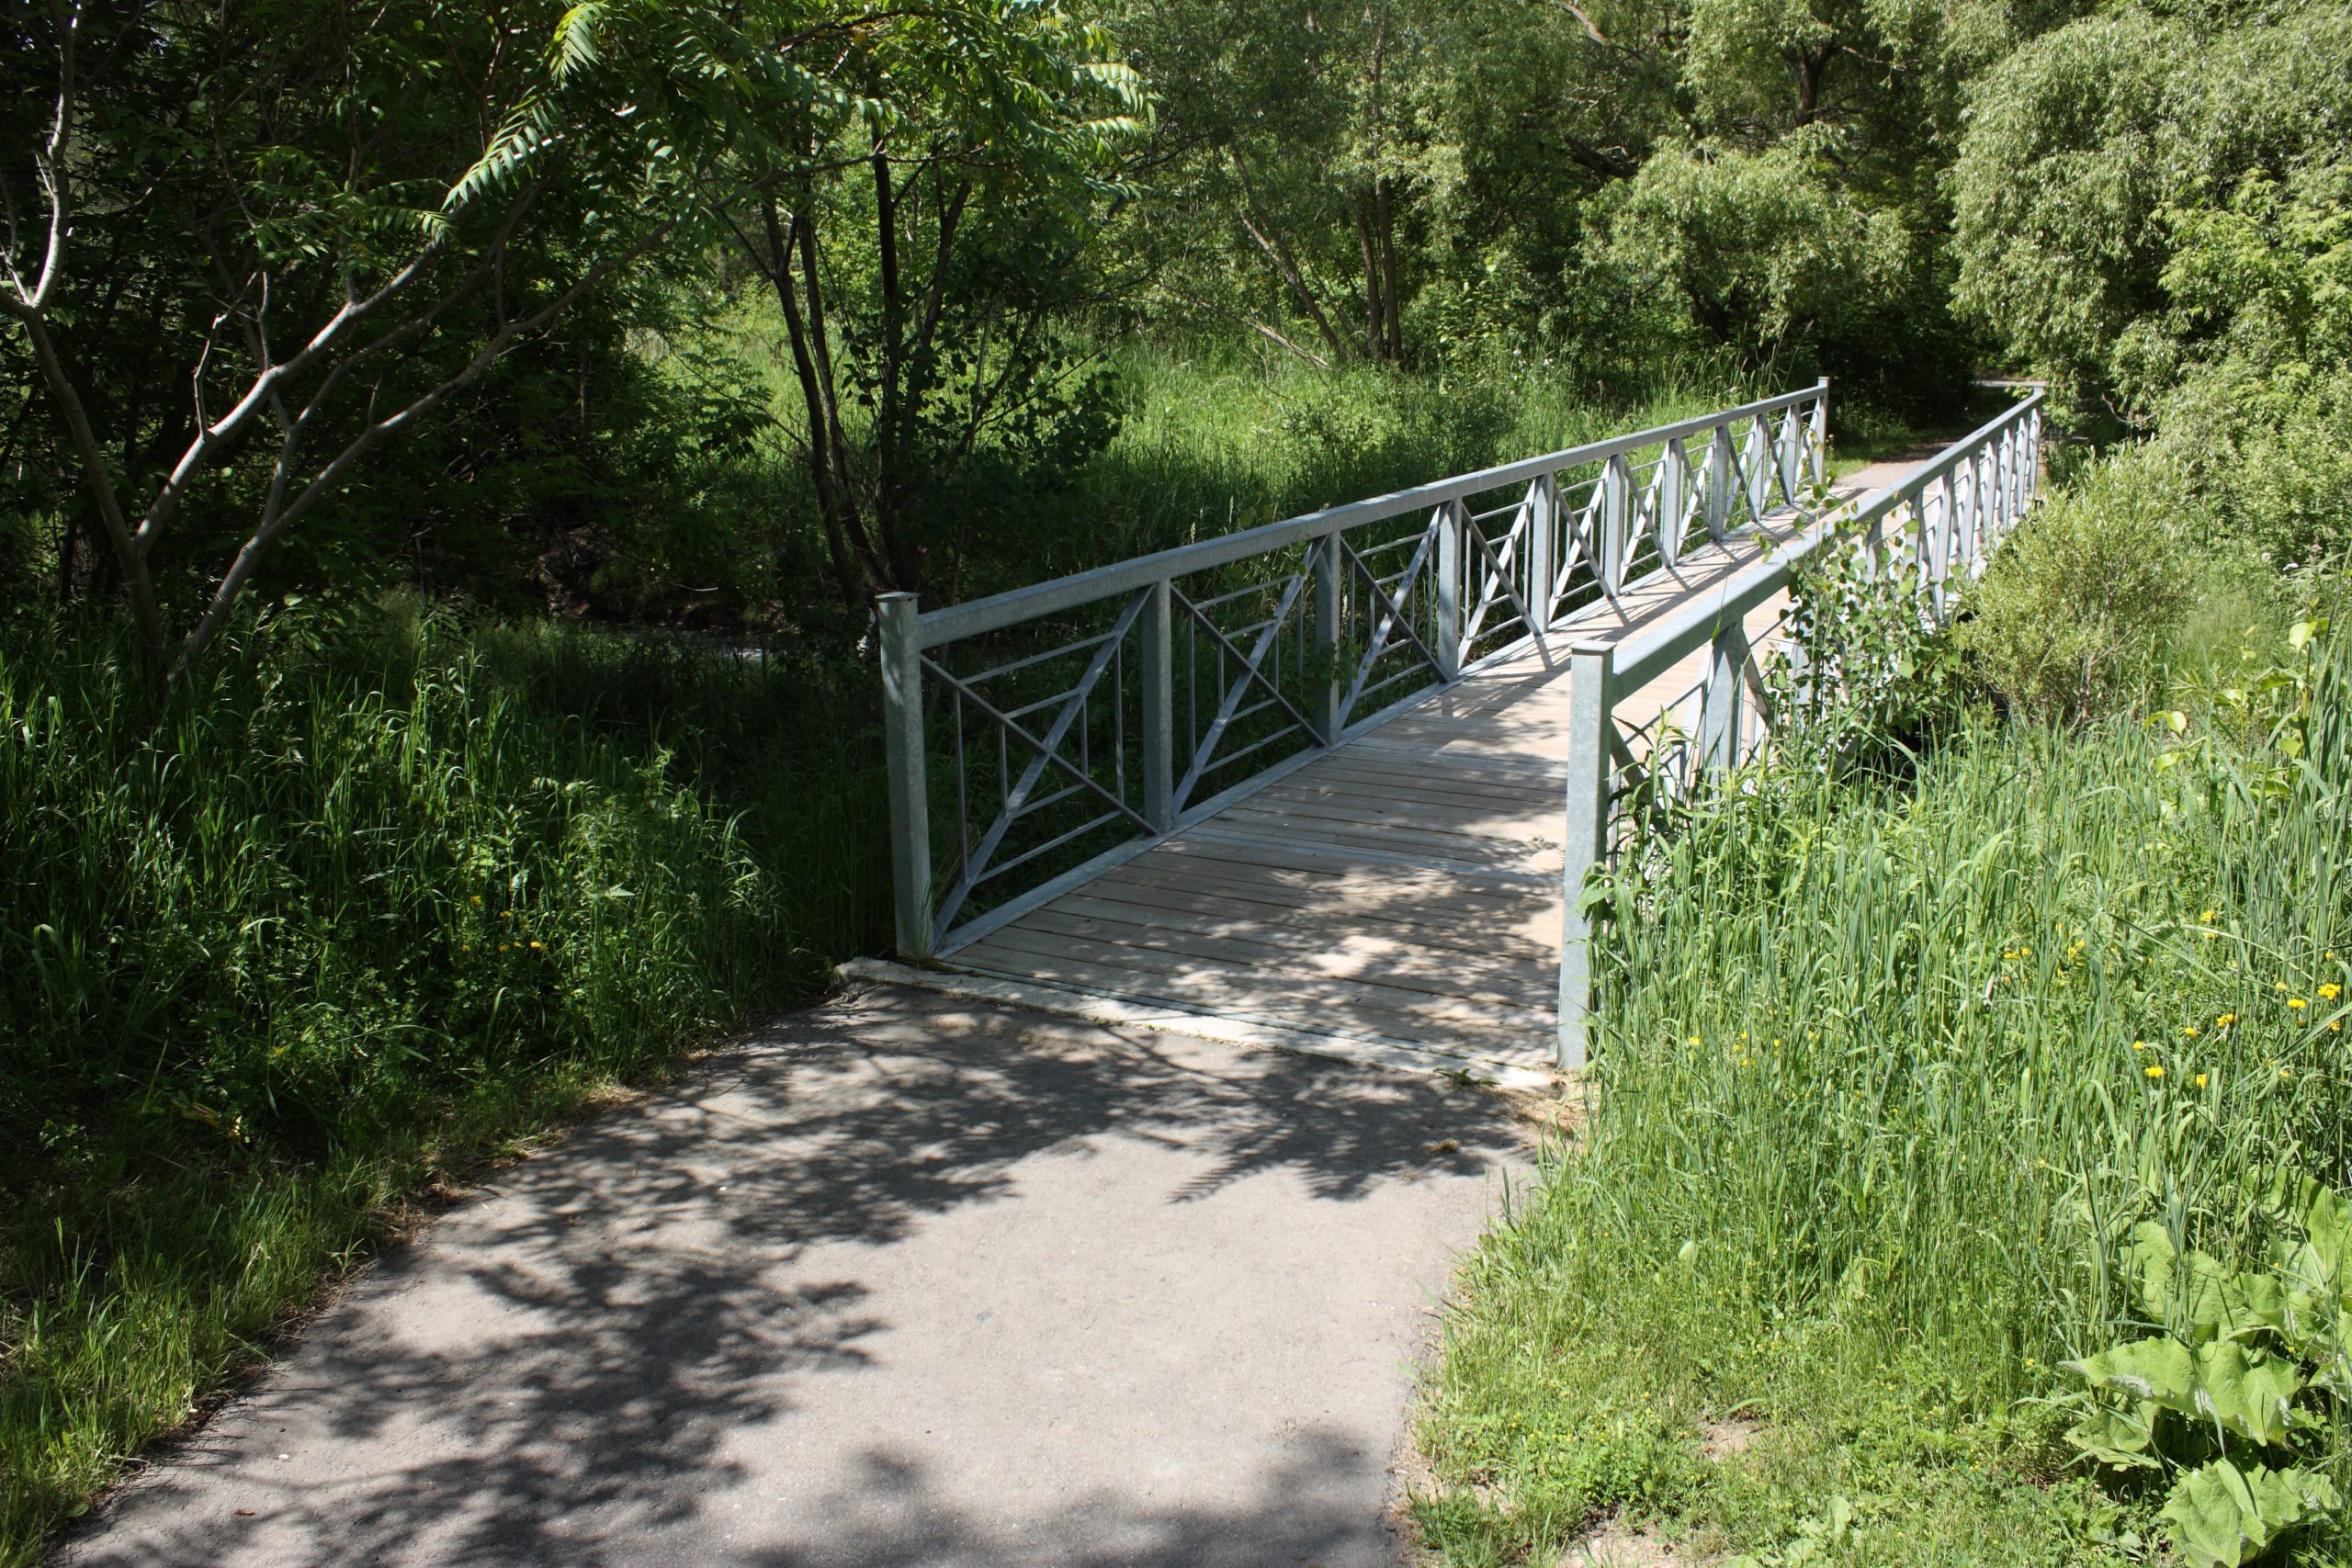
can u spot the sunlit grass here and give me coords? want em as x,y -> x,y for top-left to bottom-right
0,342 -> 1725,1561
1416,625 -> 2352,1563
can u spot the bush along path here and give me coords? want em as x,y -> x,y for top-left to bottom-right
1412,580 -> 2352,1562
0,605 -> 888,1565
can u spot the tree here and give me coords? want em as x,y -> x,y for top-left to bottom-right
0,0 -> 922,676
709,3 -> 1145,606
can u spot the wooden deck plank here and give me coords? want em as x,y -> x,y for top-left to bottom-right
1037,891 -> 1558,971
1054,879 -> 1557,961
1007,908 -> 1558,1002
956,928 -> 1553,1039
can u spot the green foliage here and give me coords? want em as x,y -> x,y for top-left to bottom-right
0,602 -> 888,1558
2054,1181 -> 2352,1566
1952,0 -> 2352,424
1956,453 -> 2193,722
1417,623 -> 2352,1562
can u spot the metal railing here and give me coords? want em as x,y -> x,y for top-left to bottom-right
1553,389 -> 2045,1067
880,381 -> 1833,957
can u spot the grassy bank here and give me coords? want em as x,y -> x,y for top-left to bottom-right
0,350 -> 1758,1562
1413,609 -> 2352,1561
0,605 -> 888,1562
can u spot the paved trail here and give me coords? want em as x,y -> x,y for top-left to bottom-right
62,982 -> 1530,1568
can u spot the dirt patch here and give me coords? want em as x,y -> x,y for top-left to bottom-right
1699,1415 -> 1760,1461
1565,1512 -> 1707,1566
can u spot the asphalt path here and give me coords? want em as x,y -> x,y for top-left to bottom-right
59,982 -> 1528,1568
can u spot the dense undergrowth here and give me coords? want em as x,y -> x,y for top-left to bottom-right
0,351 -> 1754,1562
0,602 -> 888,1560
1416,523 -> 2352,1562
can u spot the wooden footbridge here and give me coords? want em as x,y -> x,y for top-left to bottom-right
854,383 -> 2042,1082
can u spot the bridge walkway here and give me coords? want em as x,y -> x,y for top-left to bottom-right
937,458 -> 1917,1082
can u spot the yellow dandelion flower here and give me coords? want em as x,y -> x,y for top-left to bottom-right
2195,1073 -> 2209,1089
2290,998 -> 2309,1010
2132,1040 -> 2147,1051
1688,1035 -> 1702,1045
2320,983 -> 2341,1001
2201,909 -> 2220,922
2184,1026 -> 2200,1038
469,895 -> 482,906
500,909 -> 514,919
2281,1068 -> 2294,1080
529,940 -> 545,951
2216,1013 -> 2237,1028
2145,1065 -> 2165,1079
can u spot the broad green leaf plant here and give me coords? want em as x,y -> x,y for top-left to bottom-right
2054,1175 -> 2352,1566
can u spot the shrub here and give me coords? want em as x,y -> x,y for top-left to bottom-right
0,601 -> 887,1562
1958,454 -> 2193,722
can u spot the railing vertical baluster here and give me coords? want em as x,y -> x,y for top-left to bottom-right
1141,577 -> 1174,829
1661,439 -> 1688,563
1558,639 -> 1615,1071
877,591 -> 933,962
1809,380 -> 1828,491
1313,533 -> 1344,739
1435,502 -> 1464,680
1706,424 -> 1732,543
1779,408 -> 1800,503
1601,456 -> 1630,592
1529,475 -> 1557,631
1699,622 -> 1747,774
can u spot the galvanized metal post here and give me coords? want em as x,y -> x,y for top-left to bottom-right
1434,502 -> 1464,680
877,592 -> 933,962
1529,474 -> 1557,633
1699,622 -> 1747,773
1706,425 -> 1732,543
1601,456 -> 1630,592
1313,533 -> 1343,741
1809,380 -> 1828,491
1557,639 -> 1614,1071
1747,417 -> 1770,521
1140,577 -> 1175,829
1660,438 -> 1688,562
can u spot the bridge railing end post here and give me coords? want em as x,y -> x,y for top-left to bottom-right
1140,577 -> 1176,830
1434,501 -> 1464,680
1558,640 -> 1615,1073
878,591 -> 934,962
1312,533 -> 1343,742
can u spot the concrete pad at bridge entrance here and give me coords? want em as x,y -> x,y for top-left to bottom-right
59,982 -> 1534,1568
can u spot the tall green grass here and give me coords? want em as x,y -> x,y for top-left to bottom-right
0,604 -> 886,1562
0,347 -> 1744,1562
1417,628 -> 2352,1563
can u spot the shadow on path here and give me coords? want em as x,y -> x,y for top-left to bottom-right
62,983 -> 1533,1568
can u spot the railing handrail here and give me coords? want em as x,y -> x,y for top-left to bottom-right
1590,389 -> 2046,692
916,378 -> 1829,650
1553,385 -> 2046,1072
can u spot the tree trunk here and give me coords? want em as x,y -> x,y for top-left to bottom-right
1375,175 -> 1403,363
756,191 -> 883,613
1354,194 -> 1390,363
